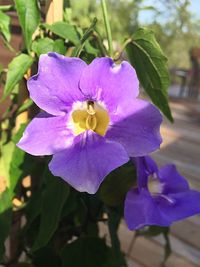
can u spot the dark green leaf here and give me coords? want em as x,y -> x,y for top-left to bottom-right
32,174 -> 70,251
126,28 -> 173,121
61,237 -> 114,267
107,208 -> 127,267
2,53 -> 33,100
0,10 -> 11,42
25,189 -> 42,228
44,22 -> 80,45
15,0 -> 40,51
0,190 -> 12,261
33,247 -> 61,267
99,161 -> 136,206
15,264 -> 32,267
32,38 -> 66,57
61,190 -> 78,218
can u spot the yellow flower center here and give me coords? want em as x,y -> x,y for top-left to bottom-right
71,101 -> 110,136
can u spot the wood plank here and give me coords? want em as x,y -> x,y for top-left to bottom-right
171,220 -> 200,250
127,258 -> 145,267
153,234 -> 200,266
118,223 -> 198,267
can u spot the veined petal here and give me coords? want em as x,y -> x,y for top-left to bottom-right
17,112 -> 73,156
157,190 -> 200,222
124,188 -> 171,230
49,131 -> 129,194
28,53 -> 87,115
106,99 -> 162,157
79,57 -> 139,113
158,164 -> 189,194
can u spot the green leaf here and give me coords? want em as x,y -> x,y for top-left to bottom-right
0,126 -> 34,261
72,18 -> 97,57
15,263 -> 32,267
0,10 -> 11,42
53,39 -> 66,55
17,99 -> 33,115
33,247 -> 61,267
126,28 -> 173,122
84,40 -> 99,56
0,138 -> 15,182
0,190 -> 12,261
99,161 -> 136,206
32,173 -> 70,251
107,208 -> 127,267
61,237 -> 114,267
32,37 -> 54,56
2,53 -> 33,100
15,0 -> 40,51
32,38 -> 66,57
44,22 -> 80,45
9,124 -> 35,195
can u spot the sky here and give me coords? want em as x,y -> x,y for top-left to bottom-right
138,0 -> 200,24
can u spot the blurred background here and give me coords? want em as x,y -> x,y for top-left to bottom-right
0,0 -> 200,266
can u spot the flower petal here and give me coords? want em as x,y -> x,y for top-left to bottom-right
134,156 -> 158,189
28,53 -> 87,115
106,99 -> 162,157
79,57 -> 139,112
158,164 -> 189,194
157,190 -> 200,222
124,188 -> 171,230
49,132 -> 129,194
17,112 -> 73,156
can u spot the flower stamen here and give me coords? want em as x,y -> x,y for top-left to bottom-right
71,100 -> 110,136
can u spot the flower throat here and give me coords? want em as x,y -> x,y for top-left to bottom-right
71,100 -> 110,136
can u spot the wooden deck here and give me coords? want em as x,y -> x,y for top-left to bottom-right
119,98 -> 200,267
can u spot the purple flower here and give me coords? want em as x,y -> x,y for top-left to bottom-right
17,53 -> 162,193
125,156 -> 200,230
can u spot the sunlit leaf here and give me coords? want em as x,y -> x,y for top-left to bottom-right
15,0 -> 40,51
2,53 -> 33,100
32,38 -> 66,57
0,10 -> 11,42
44,22 -> 80,45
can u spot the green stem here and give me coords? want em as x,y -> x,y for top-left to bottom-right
101,0 -> 113,57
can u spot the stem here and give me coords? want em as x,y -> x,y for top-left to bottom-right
101,0 -> 113,57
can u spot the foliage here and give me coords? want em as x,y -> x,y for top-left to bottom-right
0,0 -> 175,266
